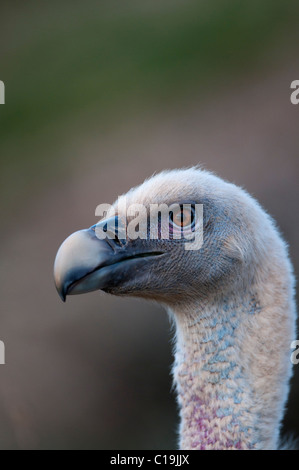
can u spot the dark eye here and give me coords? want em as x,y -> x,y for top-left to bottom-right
170,206 -> 195,229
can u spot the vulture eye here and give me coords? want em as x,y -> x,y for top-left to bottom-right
170,206 -> 195,229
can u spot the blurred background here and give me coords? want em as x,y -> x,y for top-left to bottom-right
0,0 -> 298,449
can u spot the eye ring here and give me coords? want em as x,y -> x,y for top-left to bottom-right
170,205 -> 195,230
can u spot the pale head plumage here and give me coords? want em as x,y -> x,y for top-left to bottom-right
54,167 -> 297,449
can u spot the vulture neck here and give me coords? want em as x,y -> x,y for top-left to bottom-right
170,291 -> 285,450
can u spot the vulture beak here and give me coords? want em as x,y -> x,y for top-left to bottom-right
54,227 -> 115,302
54,219 -> 164,302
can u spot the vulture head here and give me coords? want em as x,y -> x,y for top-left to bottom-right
54,168 -> 296,450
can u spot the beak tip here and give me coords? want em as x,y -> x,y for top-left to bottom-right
55,281 -> 67,303
58,290 -> 67,303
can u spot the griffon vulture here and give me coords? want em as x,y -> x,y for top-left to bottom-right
54,168 -> 296,450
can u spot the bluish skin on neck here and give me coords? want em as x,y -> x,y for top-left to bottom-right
172,296 -> 262,450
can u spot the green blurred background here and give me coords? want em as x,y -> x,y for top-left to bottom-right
0,0 -> 298,449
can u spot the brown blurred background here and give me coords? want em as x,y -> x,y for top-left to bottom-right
0,0 -> 298,449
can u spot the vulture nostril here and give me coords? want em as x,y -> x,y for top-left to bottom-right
114,233 -> 126,247
90,220 -> 127,250
105,233 -> 127,251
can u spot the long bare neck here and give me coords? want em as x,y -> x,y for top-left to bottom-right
170,288 -> 294,450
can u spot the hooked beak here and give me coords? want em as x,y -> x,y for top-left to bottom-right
54,224 -> 164,302
54,228 -> 115,302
